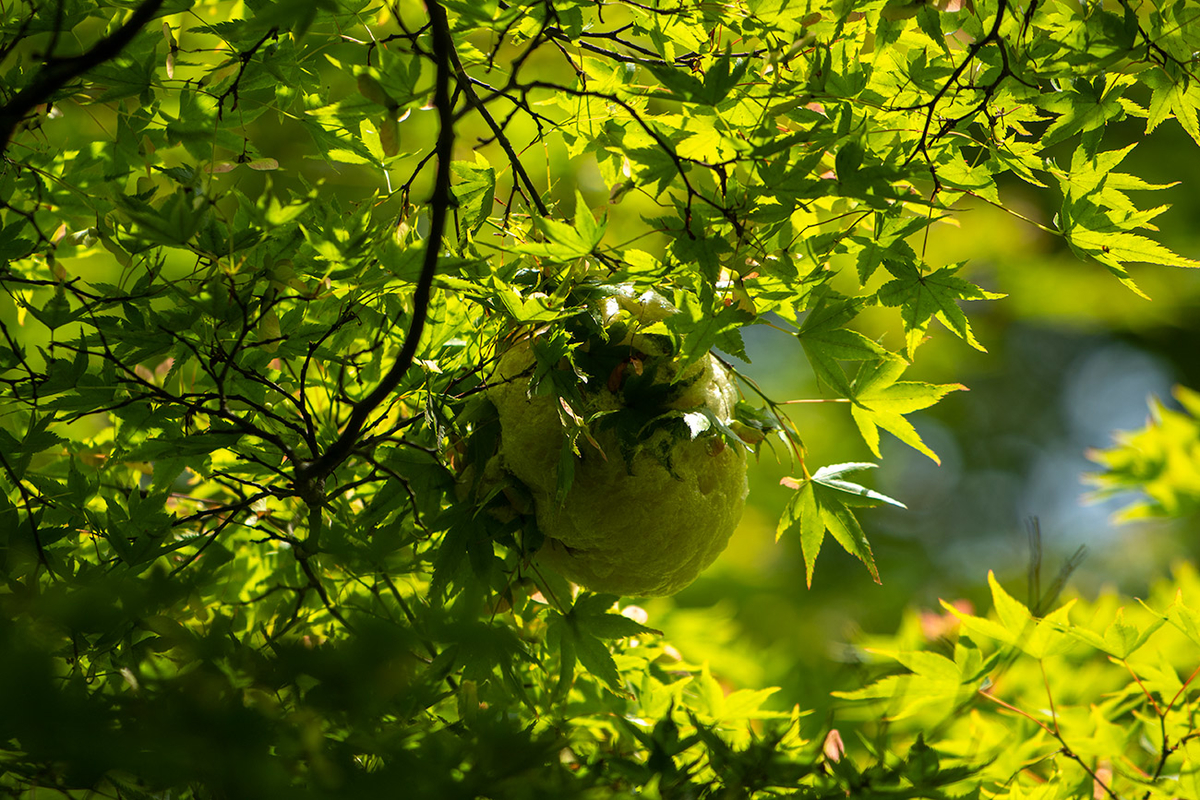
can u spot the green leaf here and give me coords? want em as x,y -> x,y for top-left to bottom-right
877,261 -> 1005,358
1055,144 -> 1200,294
492,285 -> 566,323
573,634 -> 623,694
644,63 -> 706,104
1065,607 -> 1166,659
689,662 -> 784,722
664,295 -> 751,371
250,0 -> 337,40
357,73 -> 393,107
26,288 -> 78,331
1065,226 -> 1200,285
833,648 -> 973,721
547,593 -> 657,696
450,155 -> 496,235
514,195 -> 606,261
571,593 -> 661,638
852,211 -> 933,284
810,462 -> 906,508
934,148 -> 1000,204
571,190 -> 605,255
797,292 -> 898,396
777,463 -> 894,586
1145,65 -> 1200,146
1037,73 -> 1130,149
849,359 -> 965,463
944,571 -> 1077,659
0,222 -> 35,261
1086,389 -> 1200,520
1163,590 -> 1200,647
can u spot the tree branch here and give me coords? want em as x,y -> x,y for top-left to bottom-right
896,0 -> 1011,183
450,51 -> 549,216
0,0 -> 166,156
297,0 -> 455,486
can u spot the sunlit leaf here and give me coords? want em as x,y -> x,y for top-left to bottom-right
849,359 -> 966,463
877,262 -> 1005,359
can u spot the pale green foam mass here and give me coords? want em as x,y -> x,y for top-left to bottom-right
489,339 -> 748,597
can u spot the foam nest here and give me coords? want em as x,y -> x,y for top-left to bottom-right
487,288 -> 748,597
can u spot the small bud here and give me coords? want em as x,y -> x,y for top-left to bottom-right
823,729 -> 845,762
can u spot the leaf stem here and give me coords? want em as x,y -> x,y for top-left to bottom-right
1123,660 -> 1163,716
980,689 -> 1123,800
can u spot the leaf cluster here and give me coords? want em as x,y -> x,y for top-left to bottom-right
838,566 -> 1200,800
1087,385 -> 1200,521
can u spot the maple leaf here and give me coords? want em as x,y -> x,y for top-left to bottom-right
876,261 -> 1005,359
777,462 -> 904,587
547,593 -> 660,696
852,211 -> 935,284
1066,226 -> 1200,297
513,190 -> 607,261
1145,65 -> 1200,147
849,359 -> 966,464
797,291 -> 899,396
1054,145 -> 1200,296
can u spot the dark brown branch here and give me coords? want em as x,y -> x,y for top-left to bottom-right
216,28 -> 279,119
450,56 -> 549,216
297,0 -> 456,486
73,325 -> 300,466
521,80 -> 745,235
297,553 -> 355,631
897,0 -> 1011,182
0,0 -> 166,156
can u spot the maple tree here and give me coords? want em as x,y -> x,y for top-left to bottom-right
2,0 -> 1200,796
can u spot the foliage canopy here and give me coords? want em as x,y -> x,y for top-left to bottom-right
2,0 -> 1200,796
